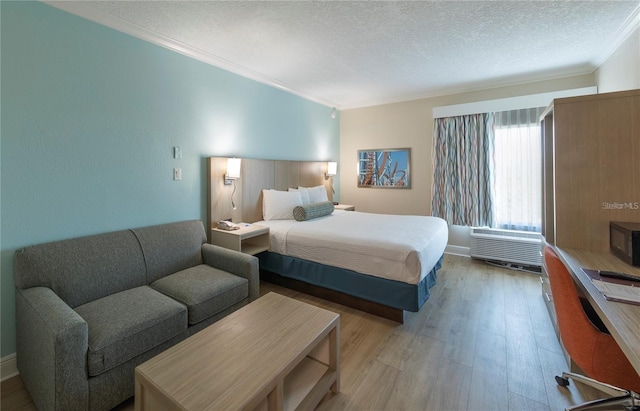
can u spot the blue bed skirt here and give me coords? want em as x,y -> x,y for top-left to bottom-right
258,252 -> 443,312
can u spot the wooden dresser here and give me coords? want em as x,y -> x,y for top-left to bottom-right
540,89 -> 640,333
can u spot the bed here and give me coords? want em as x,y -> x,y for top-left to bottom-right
257,208 -> 447,320
207,157 -> 448,322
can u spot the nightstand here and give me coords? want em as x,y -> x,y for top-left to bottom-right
211,224 -> 269,255
334,204 -> 355,211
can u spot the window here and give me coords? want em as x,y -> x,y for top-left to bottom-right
493,108 -> 544,232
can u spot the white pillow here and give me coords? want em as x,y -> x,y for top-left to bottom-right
288,188 -> 311,205
262,189 -> 303,220
299,185 -> 329,203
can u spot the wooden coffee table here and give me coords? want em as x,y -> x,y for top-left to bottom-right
135,292 -> 340,411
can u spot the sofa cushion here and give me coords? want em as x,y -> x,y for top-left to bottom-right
74,286 -> 187,377
14,230 -> 147,308
131,220 -> 207,283
151,264 -> 248,325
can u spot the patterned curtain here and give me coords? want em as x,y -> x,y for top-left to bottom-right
431,113 -> 495,227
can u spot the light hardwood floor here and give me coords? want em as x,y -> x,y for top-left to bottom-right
1,254 -> 602,410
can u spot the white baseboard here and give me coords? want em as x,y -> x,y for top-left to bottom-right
1,353 -> 19,381
445,245 -> 470,257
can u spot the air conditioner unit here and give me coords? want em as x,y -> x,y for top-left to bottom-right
470,227 -> 542,267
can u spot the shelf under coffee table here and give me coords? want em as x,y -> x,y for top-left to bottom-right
135,292 -> 340,411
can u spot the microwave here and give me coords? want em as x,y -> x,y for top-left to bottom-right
610,221 -> 640,266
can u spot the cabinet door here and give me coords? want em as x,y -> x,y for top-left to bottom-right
541,107 -> 555,246
553,90 -> 640,252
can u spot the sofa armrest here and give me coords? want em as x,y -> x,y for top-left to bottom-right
16,287 -> 89,411
202,244 -> 259,301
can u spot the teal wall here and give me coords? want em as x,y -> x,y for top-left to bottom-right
0,2 -> 339,357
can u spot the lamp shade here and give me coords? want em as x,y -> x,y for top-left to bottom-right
226,158 -> 241,179
327,162 -> 337,177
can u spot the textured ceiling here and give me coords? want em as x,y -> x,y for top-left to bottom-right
50,1 -> 640,109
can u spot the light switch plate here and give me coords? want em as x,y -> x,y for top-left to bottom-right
173,147 -> 182,159
173,168 -> 182,180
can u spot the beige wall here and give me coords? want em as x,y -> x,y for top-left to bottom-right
339,100 -> 433,216
595,27 -> 640,93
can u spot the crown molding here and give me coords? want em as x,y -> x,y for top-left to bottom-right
43,1 -> 339,109
591,3 -> 640,68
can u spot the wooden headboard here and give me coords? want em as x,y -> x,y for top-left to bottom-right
207,157 -> 332,239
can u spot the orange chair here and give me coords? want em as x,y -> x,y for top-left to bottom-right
544,246 -> 640,411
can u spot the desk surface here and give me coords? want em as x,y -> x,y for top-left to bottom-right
555,247 -> 640,374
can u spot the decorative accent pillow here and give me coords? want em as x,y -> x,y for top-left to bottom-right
298,185 -> 329,203
293,201 -> 335,221
262,189 -> 303,220
288,188 -> 311,205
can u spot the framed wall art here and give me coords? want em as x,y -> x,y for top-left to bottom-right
357,148 -> 411,188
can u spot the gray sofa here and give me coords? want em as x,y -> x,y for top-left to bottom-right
14,220 -> 259,411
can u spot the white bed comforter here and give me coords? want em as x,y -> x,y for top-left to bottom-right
257,210 -> 448,285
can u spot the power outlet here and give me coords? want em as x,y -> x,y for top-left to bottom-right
173,168 -> 182,180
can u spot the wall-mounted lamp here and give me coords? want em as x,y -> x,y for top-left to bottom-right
224,158 -> 241,185
225,158 -> 241,210
325,161 -> 337,180
326,161 -> 337,195
331,107 -> 337,119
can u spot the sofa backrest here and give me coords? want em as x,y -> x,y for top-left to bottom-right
131,220 -> 206,284
14,230 -> 147,308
